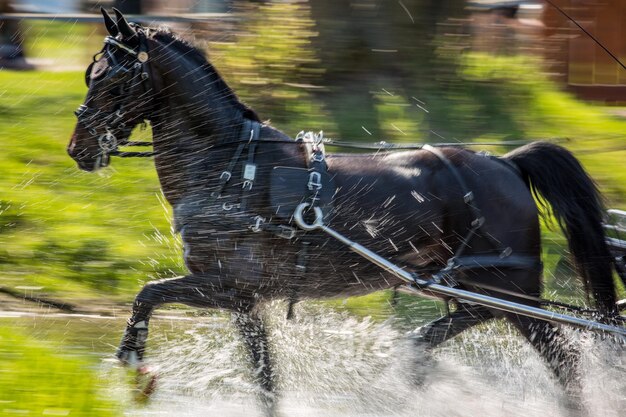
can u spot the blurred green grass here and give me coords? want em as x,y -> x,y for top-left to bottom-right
0,325 -> 121,415
460,53 -> 626,204
23,20 -> 102,65
0,70 -> 185,302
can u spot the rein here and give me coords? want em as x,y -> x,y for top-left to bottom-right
107,136 -> 564,160
109,141 -> 154,158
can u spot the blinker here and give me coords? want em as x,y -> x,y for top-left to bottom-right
85,56 -> 110,87
91,56 -> 109,79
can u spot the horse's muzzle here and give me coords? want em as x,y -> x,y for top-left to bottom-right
67,129 -> 110,172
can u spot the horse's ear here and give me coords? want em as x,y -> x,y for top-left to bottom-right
113,8 -> 136,40
101,7 -> 119,37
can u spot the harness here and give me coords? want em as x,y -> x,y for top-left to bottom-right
183,122 -> 542,314
175,126 -> 335,239
75,30 -> 154,167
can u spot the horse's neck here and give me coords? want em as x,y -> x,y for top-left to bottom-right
150,117 -> 223,207
151,117 -> 298,209
146,52 -> 301,207
146,56 -> 248,207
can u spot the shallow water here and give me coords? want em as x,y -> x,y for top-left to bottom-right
90,303 -> 626,417
2,304 -> 623,416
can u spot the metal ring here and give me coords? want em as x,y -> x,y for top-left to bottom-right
98,131 -> 118,152
293,203 -> 324,231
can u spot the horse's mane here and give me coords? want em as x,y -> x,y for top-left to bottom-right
150,28 -> 261,122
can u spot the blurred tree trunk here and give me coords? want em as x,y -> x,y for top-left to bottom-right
113,0 -> 144,14
0,0 -> 30,69
309,0 -> 469,140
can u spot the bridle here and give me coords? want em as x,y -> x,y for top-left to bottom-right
74,28 -> 155,166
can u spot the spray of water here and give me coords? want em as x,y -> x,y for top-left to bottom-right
101,302 -> 625,416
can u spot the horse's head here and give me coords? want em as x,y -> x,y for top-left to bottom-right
68,8 -> 154,171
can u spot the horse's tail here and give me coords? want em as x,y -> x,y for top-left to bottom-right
504,141 -> 617,316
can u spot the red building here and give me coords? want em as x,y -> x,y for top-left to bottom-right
544,0 -> 626,102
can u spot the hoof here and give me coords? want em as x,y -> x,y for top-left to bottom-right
410,356 -> 436,388
133,365 -> 158,402
259,389 -> 278,417
408,343 -> 436,389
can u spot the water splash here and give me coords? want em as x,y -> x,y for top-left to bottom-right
101,303 -> 625,416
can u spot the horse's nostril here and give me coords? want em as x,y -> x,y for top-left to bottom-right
67,133 -> 80,158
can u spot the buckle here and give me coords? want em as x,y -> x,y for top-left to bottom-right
311,152 -> 325,163
471,217 -> 485,227
251,216 -> 265,233
243,163 -> 257,181
276,225 -> 296,239
220,171 -> 232,181
222,202 -> 240,211
307,172 -> 322,191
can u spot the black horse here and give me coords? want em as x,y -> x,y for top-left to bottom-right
68,9 -> 619,414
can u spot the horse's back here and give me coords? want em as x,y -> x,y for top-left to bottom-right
326,148 -> 539,249
320,147 -> 542,298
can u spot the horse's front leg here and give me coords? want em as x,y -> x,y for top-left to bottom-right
235,312 -> 276,416
116,274 -> 252,366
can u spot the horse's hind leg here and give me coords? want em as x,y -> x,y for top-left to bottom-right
235,312 -> 276,416
409,303 -> 495,384
507,314 -> 583,412
116,274 -> 252,365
